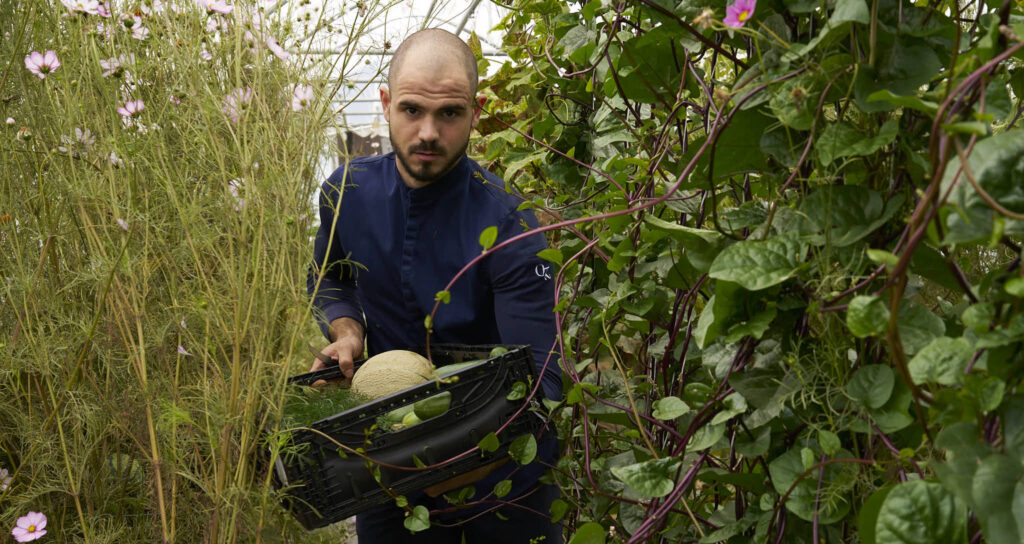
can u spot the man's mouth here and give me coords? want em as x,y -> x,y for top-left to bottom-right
413,150 -> 440,161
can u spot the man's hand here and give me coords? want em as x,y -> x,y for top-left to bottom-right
309,317 -> 364,379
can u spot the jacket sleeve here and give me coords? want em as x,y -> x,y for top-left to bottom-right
487,208 -> 562,400
307,175 -> 365,340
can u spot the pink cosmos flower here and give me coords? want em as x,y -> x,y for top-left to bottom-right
108,151 -> 124,168
11,511 -> 47,542
97,1 -> 111,17
237,6 -> 265,28
119,72 -> 139,96
200,49 -> 213,62
58,127 -> 95,155
24,51 -> 61,79
238,9 -> 289,62
140,1 -> 167,15
266,36 -> 290,60
205,16 -> 227,33
5,118 -> 13,126
221,87 -> 253,123
93,21 -> 115,41
116,218 -> 129,231
117,99 -> 145,117
177,345 -> 192,356
1,467 -> 11,491
206,0 -> 233,14
290,84 -> 313,112
99,57 -> 120,77
74,127 -> 95,147
99,54 -> 132,77
724,0 -> 756,28
169,95 -> 181,104
120,13 -> 142,28
228,178 -> 246,210
132,25 -> 150,40
61,0 -> 100,15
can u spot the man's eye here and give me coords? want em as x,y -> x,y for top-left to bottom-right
442,110 -> 459,118
404,107 -> 418,115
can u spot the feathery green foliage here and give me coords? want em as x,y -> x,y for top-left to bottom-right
0,1 -> 394,541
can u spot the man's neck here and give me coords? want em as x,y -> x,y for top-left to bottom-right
401,176 -> 434,190
395,156 -> 464,189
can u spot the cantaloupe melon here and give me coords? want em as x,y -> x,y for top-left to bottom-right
351,350 -> 436,399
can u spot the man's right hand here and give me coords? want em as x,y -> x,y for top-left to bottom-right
309,317 -> 365,379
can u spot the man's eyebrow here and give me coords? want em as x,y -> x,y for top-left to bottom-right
396,99 -> 423,109
396,100 -> 467,111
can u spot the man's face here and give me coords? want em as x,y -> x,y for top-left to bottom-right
380,58 -> 483,188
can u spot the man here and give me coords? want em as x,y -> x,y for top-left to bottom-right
307,28 -> 563,543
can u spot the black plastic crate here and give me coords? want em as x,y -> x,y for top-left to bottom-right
271,344 -> 545,530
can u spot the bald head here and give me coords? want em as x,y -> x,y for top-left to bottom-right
387,28 -> 479,96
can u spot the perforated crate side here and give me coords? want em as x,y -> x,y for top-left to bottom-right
274,344 -> 545,529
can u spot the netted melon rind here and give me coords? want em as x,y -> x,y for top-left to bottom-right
350,350 -> 436,399
351,367 -> 431,398
358,350 -> 434,376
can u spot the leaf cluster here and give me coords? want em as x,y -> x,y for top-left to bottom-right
477,0 -> 1024,541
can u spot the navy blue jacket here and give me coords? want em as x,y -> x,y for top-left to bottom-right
308,151 -> 561,400
307,152 -> 561,512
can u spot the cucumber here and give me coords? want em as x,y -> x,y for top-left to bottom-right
436,360 -> 483,377
384,403 -> 415,425
413,391 -> 452,421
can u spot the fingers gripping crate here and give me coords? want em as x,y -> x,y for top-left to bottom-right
271,344 -> 545,530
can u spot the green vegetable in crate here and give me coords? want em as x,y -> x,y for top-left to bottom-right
351,350 -> 436,399
413,391 -> 452,420
402,410 -> 422,427
489,346 -> 509,357
383,403 -> 415,426
281,386 -> 371,428
433,347 -> 508,379
436,360 -> 482,377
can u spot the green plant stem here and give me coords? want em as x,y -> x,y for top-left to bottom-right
47,382 -> 92,544
135,317 -> 172,543
0,2 -> 33,98
869,0 -> 879,68
601,314 -> 660,459
885,275 -> 934,444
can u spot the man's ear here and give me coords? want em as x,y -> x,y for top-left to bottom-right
471,94 -> 486,129
379,86 -> 391,123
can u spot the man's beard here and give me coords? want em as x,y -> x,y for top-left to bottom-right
392,130 -> 469,184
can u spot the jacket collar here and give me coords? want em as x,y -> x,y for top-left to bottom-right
393,153 -> 470,202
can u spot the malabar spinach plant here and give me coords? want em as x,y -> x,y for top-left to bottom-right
468,0 -> 1024,542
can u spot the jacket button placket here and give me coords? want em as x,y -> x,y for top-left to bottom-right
401,192 -> 424,322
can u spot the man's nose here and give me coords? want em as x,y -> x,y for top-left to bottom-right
417,117 -> 439,143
